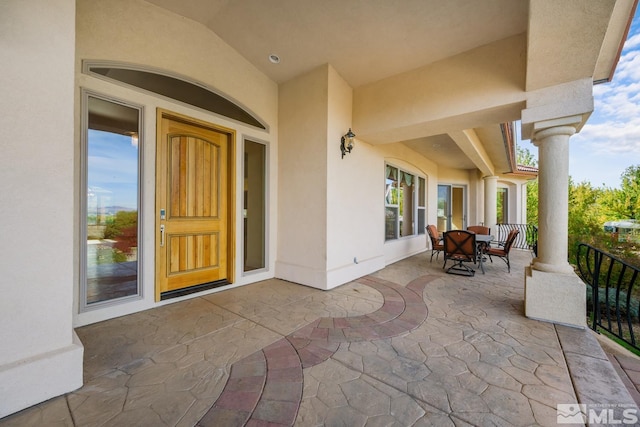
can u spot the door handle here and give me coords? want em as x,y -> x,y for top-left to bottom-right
160,224 -> 165,247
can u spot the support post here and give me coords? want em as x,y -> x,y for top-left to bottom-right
524,123 -> 586,328
483,175 -> 498,234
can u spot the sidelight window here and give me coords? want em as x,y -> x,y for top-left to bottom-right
81,91 -> 143,310
243,139 -> 267,272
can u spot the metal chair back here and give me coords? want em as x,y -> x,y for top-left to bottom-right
443,230 -> 477,276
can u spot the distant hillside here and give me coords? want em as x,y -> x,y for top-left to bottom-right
99,206 -> 137,215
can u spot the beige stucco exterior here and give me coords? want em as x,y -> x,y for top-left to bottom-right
0,0 -> 636,417
0,0 -> 83,416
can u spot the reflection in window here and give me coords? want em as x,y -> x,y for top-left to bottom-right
399,171 -> 415,237
244,140 -> 266,272
385,164 -> 424,240
497,187 -> 508,224
418,177 -> 426,234
385,166 -> 399,240
83,94 -> 141,307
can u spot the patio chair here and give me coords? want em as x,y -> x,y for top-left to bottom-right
486,229 -> 519,272
426,225 -> 444,262
443,230 -> 477,276
467,225 -> 490,235
468,225 -> 491,256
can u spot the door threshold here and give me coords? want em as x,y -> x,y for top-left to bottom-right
160,279 -> 229,301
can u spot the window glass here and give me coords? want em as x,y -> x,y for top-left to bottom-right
385,166 -> 398,205
385,166 -> 399,240
385,164 -> 424,240
88,64 -> 265,130
244,140 -> 267,272
400,172 -> 415,237
497,187 -> 508,224
418,177 -> 426,234
83,94 -> 141,308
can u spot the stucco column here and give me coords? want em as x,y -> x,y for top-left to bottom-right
483,175 -> 498,233
531,125 -> 576,274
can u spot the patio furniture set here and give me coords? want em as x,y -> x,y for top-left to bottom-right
426,224 -> 519,277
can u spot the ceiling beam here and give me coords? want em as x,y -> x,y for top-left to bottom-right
448,129 -> 494,176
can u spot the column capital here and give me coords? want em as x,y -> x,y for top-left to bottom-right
532,125 -> 577,147
521,79 -> 593,139
483,175 -> 499,181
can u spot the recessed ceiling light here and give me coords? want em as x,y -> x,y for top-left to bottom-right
268,54 -> 281,64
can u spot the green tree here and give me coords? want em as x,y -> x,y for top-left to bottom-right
599,187 -> 628,220
567,179 -> 606,252
104,210 -> 137,239
516,146 -> 537,167
516,146 -> 539,226
104,210 -> 138,256
618,165 -> 640,219
526,179 -> 538,227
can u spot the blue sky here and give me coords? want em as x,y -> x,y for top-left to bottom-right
520,10 -> 640,189
88,129 -> 139,209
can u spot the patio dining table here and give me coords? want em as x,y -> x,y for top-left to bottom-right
476,234 -> 493,274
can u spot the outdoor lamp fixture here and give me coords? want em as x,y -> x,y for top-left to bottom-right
340,128 -> 356,159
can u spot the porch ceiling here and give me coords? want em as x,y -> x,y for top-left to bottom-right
144,0 -> 635,174
144,0 -> 528,88
402,124 -> 511,174
403,134 -> 476,171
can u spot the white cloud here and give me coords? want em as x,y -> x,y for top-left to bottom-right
574,118 -> 640,154
614,49 -> 640,82
567,17 -> 640,187
624,32 -> 640,50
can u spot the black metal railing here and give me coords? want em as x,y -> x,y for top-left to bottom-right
576,243 -> 640,351
494,223 -> 538,254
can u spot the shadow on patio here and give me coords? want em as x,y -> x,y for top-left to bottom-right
2,250 -> 639,426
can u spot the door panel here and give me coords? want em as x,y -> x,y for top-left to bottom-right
156,112 -> 233,300
452,187 -> 465,230
437,185 -> 450,232
437,184 -> 466,232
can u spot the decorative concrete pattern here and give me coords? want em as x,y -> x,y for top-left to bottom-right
2,251 -> 638,427
198,338 -> 304,426
198,275 -> 431,425
609,352 -> 640,406
557,325 -> 638,422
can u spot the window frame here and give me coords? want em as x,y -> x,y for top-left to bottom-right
242,136 -> 270,275
385,163 -> 426,241
79,89 -> 144,312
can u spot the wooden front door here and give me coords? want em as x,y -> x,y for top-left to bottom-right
156,111 -> 234,300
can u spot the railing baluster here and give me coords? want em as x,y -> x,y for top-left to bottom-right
605,257 -> 615,332
614,264 -> 627,339
495,223 -> 538,254
627,269 -> 638,347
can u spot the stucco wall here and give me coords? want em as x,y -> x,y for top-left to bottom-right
277,64 -> 442,289
276,66 -> 330,283
326,66 -> 385,285
353,34 -> 527,145
0,0 -> 83,417
1,0 -> 76,369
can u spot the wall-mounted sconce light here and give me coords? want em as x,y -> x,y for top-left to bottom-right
340,128 -> 356,159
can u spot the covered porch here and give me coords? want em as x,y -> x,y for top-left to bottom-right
2,250 -> 637,426
2,0 -> 638,419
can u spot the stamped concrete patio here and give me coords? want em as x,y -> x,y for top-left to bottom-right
2,249 -> 639,426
